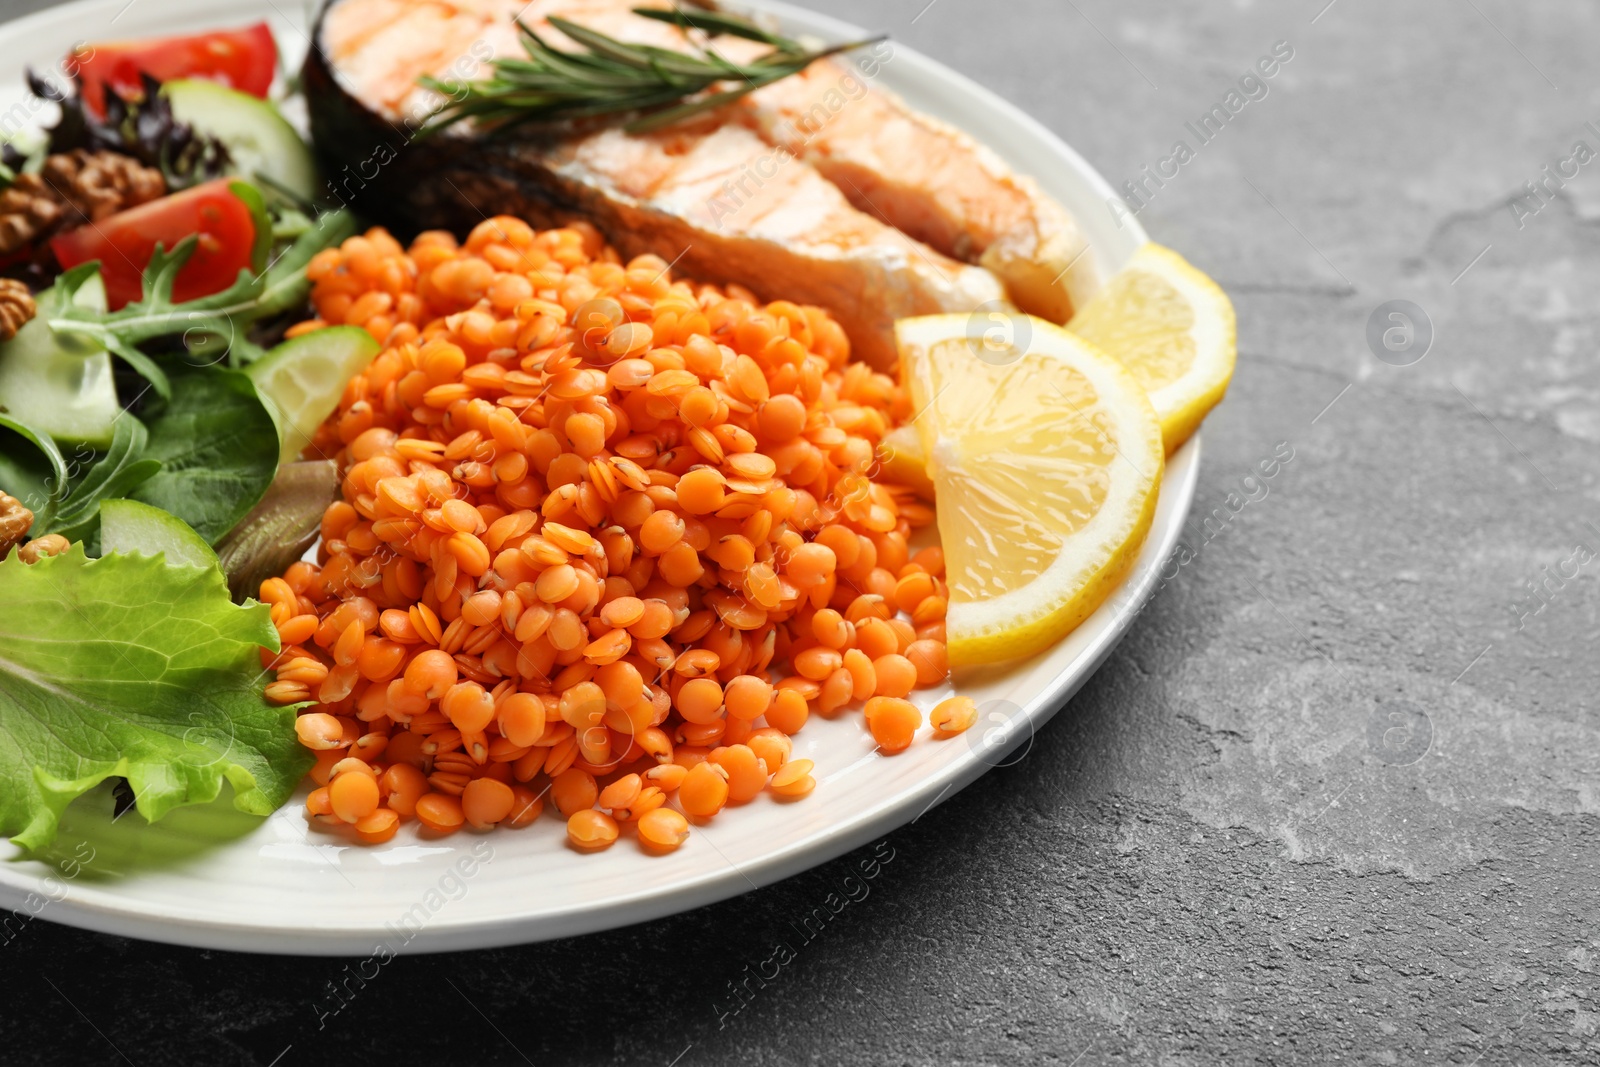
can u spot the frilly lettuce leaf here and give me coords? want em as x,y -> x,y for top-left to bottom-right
0,544 -> 311,850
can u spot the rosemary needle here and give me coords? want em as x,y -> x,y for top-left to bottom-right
420,6 -> 885,136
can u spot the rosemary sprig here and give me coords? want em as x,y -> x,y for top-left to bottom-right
420,6 -> 884,136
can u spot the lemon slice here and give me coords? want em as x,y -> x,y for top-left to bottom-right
896,314 -> 1164,665
876,423 -> 935,500
1066,242 -> 1236,453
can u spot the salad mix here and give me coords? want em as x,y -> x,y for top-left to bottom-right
0,23 -> 362,847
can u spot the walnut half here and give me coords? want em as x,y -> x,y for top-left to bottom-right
0,278 -> 36,342
0,149 -> 166,257
0,491 -> 34,558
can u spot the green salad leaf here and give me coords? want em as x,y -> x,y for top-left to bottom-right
46,415 -> 162,543
0,173 -> 350,848
0,545 -> 311,850
130,369 -> 278,544
230,179 -> 275,275
0,412 -> 69,531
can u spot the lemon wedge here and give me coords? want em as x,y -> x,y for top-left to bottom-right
1066,242 -> 1236,453
876,423 -> 935,500
896,314 -> 1164,665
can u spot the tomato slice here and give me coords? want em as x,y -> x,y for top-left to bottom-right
50,180 -> 258,309
70,23 -> 276,117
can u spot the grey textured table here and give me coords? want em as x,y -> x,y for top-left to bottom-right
4,0 -> 1598,1063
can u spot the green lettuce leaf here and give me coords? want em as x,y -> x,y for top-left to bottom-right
0,544 -> 310,850
130,369 -> 278,544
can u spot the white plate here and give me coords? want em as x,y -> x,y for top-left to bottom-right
0,0 -> 1197,955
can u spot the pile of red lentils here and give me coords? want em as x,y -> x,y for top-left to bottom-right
260,217 -> 977,852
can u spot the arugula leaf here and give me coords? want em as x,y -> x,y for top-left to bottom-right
130,370 -> 278,544
45,206 -> 357,377
0,412 -> 69,533
255,207 -> 360,318
0,544 -> 310,850
45,416 -> 163,543
50,254 -> 173,400
229,179 -> 274,275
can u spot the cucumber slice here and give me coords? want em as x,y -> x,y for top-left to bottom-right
99,497 -> 219,568
0,273 -> 119,449
245,326 -> 379,463
163,79 -> 320,202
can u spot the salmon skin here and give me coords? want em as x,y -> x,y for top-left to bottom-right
305,0 -> 1094,366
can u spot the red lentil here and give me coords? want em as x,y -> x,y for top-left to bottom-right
769,759 -> 817,799
462,778 -> 515,828
637,807 -> 690,851
680,762 -> 730,818
905,639 -> 949,687
864,697 -> 921,754
567,809 -> 620,850
329,770 -> 380,822
872,654 -> 918,698
708,744 -> 767,804
415,793 -> 464,833
764,688 -> 810,735
930,695 -> 978,737
355,808 -> 400,844
269,219 -> 970,854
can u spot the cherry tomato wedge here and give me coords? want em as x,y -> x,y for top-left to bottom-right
50,180 -> 258,309
71,22 -> 276,116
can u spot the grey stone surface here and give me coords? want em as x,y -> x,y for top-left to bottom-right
2,0 -> 1597,1063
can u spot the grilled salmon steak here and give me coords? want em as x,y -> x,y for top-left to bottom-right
737,62 -> 1101,324
305,0 -> 1101,366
